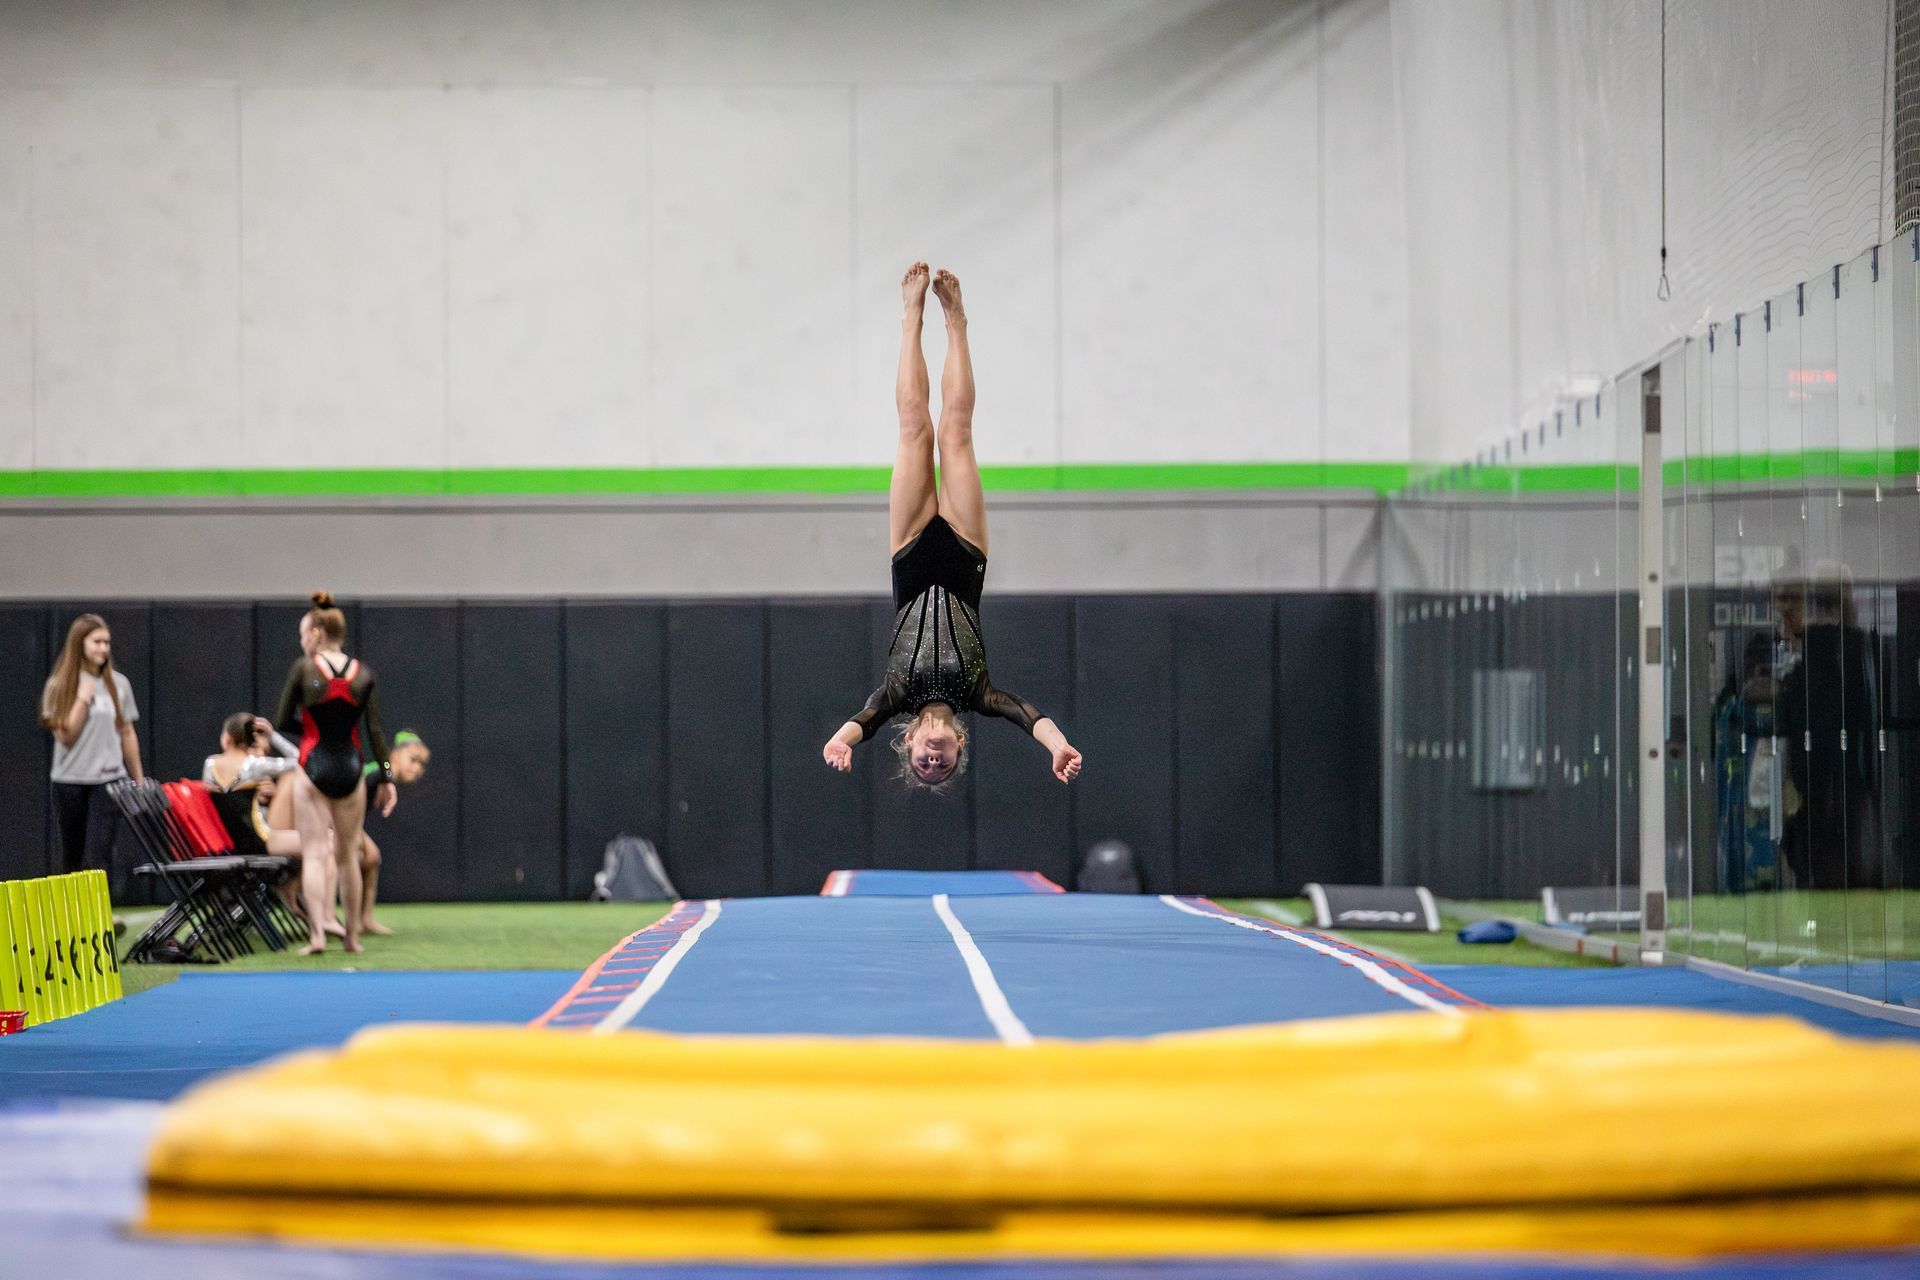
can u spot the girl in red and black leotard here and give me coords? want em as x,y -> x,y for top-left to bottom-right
275,591 -> 396,955
821,266 -> 1082,791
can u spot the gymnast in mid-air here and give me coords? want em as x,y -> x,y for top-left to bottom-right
822,264 -> 1083,790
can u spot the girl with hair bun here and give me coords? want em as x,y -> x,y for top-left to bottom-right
274,591 -> 395,954
820,265 -> 1082,791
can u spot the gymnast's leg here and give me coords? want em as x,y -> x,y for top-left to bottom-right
890,262 -> 938,556
930,269 -> 986,557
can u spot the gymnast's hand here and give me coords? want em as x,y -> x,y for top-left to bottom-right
822,740 -> 853,772
376,781 -> 398,817
1051,742 -> 1082,785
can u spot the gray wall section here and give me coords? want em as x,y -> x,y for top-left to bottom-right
0,492 -> 1379,599
0,593 -> 1383,901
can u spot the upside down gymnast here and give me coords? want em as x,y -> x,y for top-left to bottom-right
822,265 -> 1083,791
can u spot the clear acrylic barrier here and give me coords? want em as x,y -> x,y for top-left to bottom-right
1383,234 -> 1919,1009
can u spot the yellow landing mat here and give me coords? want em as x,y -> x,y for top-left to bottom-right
145,1008 -> 1920,1262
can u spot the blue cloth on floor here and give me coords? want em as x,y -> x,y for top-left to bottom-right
1457,920 -> 1518,944
0,970 -> 574,1102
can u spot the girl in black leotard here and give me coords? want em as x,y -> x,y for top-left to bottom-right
822,265 -> 1082,790
275,591 -> 396,954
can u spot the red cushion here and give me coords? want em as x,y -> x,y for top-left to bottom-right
164,780 -> 235,857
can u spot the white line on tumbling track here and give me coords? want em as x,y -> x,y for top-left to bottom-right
932,893 -> 1035,1046
1158,895 -> 1462,1017
590,899 -> 723,1034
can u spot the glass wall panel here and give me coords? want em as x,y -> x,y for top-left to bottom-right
1614,371 -> 1641,914
1662,345 -> 1695,953
1796,273 -> 1852,993
1697,319 -> 1755,965
1383,235 -> 1917,1008
1837,251 -> 1889,1001
1734,302 -> 1782,970
1889,231 -> 1920,1007
1760,290 -> 1807,972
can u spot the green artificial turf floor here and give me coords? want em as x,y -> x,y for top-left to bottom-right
117,901 -> 673,996
114,894 -> 1605,998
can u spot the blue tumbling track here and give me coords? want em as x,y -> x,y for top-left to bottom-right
545,894 -> 1479,1037
823,868 -> 1064,895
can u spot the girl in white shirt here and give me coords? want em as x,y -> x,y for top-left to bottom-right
39,613 -> 144,876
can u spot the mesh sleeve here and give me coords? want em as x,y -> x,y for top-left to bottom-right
975,678 -> 1044,737
359,672 -> 394,782
850,676 -> 907,743
274,659 -> 305,737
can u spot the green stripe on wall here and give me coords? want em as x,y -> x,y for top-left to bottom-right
1404,449 -> 1920,497
0,462 -> 1413,500
11,452 -> 1903,500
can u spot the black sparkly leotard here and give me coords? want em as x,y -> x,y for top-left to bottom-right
275,654 -> 393,800
848,515 -> 1044,742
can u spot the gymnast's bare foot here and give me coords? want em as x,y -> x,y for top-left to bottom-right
323,916 -> 347,938
298,939 -> 326,956
343,937 -> 365,955
903,262 -> 929,315
361,918 -> 394,936
932,268 -> 964,324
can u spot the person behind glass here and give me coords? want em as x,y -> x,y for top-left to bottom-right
820,265 -> 1082,790
275,591 -> 396,955
39,613 -> 144,879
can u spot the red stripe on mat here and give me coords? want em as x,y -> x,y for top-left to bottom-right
529,901 -> 702,1027
1190,896 -> 1490,1010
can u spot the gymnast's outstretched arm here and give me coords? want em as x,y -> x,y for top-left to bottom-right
976,681 -> 1082,785
823,679 -> 905,772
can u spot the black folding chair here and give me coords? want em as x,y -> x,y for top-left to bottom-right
110,781 -> 300,963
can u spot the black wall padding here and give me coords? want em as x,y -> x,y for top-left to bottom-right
970,598 -> 1076,890
152,604 -> 254,782
359,605 -> 463,902
0,594 -> 1385,901
1277,595 -> 1381,892
1177,597 -> 1277,895
667,604 -> 770,898
562,603 -> 668,901
768,602 -> 873,895
0,606 -> 53,881
460,604 -> 565,901
1073,597 -> 1178,893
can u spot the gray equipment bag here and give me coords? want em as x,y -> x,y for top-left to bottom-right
1077,840 -> 1142,893
591,835 -> 679,902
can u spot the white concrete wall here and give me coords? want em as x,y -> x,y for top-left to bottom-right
0,0 -> 1411,480
1394,0 -> 1894,465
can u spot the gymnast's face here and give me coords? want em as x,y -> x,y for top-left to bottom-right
392,744 -> 431,785
909,724 -> 962,784
83,627 -> 112,672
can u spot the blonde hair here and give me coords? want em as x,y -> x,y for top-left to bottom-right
40,613 -> 125,730
890,707 -> 969,794
305,590 -> 347,643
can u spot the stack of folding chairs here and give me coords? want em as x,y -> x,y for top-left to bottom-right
109,779 -> 304,963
